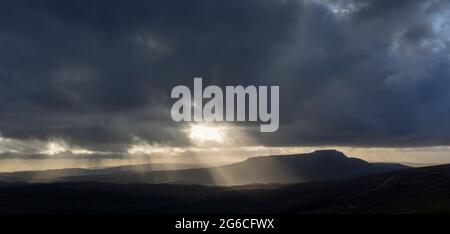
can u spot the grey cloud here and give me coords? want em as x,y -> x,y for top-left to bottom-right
0,0 -> 449,152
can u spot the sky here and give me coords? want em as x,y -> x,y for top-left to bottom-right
0,0 -> 450,171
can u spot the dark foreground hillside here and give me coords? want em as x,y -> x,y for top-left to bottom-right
0,164 -> 449,214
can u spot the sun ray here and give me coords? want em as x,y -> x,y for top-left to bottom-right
187,124 -> 226,145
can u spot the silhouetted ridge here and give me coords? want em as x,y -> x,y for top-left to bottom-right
310,149 -> 347,158
227,150 -> 376,184
0,150 -> 409,186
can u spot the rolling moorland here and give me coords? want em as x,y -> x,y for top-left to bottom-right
0,150 -> 449,214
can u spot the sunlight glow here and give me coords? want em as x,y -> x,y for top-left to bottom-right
187,124 -> 226,145
41,142 -> 67,155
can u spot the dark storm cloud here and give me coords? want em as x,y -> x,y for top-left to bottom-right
0,0 -> 449,151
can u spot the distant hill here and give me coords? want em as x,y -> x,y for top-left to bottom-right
55,150 -> 408,185
0,163 -> 448,214
0,163 -> 205,183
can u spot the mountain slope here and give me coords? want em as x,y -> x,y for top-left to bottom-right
59,150 -> 408,185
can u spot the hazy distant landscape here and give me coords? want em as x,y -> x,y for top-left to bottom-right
0,150 -> 407,185
0,150 -> 449,214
